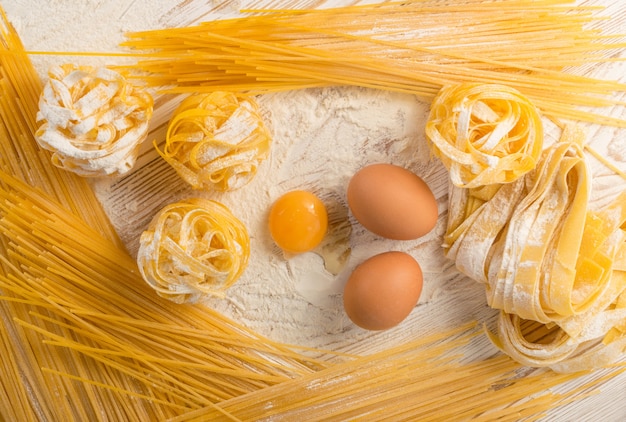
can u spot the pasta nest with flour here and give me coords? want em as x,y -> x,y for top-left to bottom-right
136,198 -> 250,304
158,91 -> 272,191
35,64 -> 153,177
442,121 -> 626,373
425,83 -> 543,188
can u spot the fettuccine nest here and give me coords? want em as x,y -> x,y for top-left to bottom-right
35,64 -> 153,177
158,91 -> 271,191
426,83 -> 543,188
427,84 -> 626,372
136,198 -> 250,303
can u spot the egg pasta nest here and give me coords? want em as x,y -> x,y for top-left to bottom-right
429,85 -> 626,372
137,198 -> 250,303
1,1 -> 626,420
35,64 -> 153,177
425,84 -> 543,188
158,91 -> 271,191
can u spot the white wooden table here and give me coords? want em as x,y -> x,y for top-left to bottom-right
4,1 -> 625,420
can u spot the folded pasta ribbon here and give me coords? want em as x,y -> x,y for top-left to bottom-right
158,91 -> 272,191
425,83 -> 543,188
443,122 -> 626,371
136,198 -> 250,303
35,64 -> 153,177
493,196 -> 626,372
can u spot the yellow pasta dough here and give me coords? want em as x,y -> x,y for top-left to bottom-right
136,198 -> 250,303
35,64 -> 154,177
425,83 -> 543,188
157,91 -> 271,191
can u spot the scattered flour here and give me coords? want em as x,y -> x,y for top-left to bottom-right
3,0 -> 625,366
5,7 -> 626,416
4,1 -> 457,350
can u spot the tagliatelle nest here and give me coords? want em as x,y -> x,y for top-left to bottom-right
136,198 -> 250,304
158,91 -> 272,191
35,64 -> 153,177
443,125 -> 626,372
425,83 -> 543,188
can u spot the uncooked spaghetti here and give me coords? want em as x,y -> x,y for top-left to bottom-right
122,0 -> 626,126
1,1 -> 625,421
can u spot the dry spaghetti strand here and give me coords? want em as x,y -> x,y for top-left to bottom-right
0,168 -> 331,420
122,0 -> 626,126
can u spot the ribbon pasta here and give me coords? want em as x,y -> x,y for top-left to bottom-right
136,198 -> 250,303
35,64 -> 153,177
433,84 -> 626,372
425,84 -> 543,188
157,91 -> 272,191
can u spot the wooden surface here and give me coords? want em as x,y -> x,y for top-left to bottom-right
4,0 -> 626,420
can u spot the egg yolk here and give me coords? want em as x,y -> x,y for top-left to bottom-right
268,190 -> 328,254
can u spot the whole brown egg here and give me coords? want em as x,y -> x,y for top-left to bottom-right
343,251 -> 423,330
347,163 -> 438,240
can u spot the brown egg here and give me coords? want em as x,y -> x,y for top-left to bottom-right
343,251 -> 423,330
347,163 -> 438,240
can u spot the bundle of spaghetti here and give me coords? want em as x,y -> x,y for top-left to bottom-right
0,7 -> 136,419
0,169 -> 332,420
122,0 -> 626,126
168,326 -> 623,422
441,119 -> 626,371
